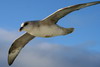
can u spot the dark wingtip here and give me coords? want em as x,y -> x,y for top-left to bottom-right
8,61 -> 12,66
8,57 -> 13,66
8,51 -> 15,66
8,63 -> 12,66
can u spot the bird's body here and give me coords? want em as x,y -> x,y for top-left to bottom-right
28,24 -> 65,37
8,1 -> 100,65
23,21 -> 73,37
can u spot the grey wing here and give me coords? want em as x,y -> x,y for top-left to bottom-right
8,32 -> 35,65
42,1 -> 100,24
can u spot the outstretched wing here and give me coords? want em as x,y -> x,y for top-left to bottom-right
42,1 -> 100,24
8,33 -> 35,65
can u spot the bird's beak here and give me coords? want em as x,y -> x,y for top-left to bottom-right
19,27 -> 23,32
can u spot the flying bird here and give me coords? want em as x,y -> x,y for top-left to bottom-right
8,1 -> 100,65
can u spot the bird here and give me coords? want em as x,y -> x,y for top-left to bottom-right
8,1 -> 100,65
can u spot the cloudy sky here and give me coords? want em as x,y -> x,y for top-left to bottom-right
0,0 -> 100,67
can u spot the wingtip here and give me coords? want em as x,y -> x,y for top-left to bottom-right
8,50 -> 13,66
8,51 -> 17,66
8,63 -> 12,66
90,1 -> 100,4
8,56 -> 13,66
8,61 -> 12,66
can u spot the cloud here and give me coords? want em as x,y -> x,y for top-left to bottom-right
0,28 -> 100,67
0,28 -> 19,42
15,43 -> 100,67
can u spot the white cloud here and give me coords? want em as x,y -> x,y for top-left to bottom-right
0,28 -> 100,67
12,43 -> 100,67
0,28 -> 19,42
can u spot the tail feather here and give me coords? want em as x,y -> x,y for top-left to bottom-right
63,28 -> 74,35
67,28 -> 74,34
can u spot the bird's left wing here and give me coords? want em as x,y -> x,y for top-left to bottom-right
8,32 -> 35,65
42,1 -> 100,24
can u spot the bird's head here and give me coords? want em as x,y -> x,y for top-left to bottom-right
19,22 -> 30,32
19,20 -> 39,32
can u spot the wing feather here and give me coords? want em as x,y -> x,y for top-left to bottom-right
8,33 -> 35,65
42,1 -> 100,24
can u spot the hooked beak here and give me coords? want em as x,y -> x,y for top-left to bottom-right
19,27 -> 23,32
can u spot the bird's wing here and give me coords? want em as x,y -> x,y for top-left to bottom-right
8,32 -> 35,65
42,1 -> 100,24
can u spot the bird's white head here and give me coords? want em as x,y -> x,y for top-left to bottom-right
19,20 -> 39,32
19,22 -> 29,32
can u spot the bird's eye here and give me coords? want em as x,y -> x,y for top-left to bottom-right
24,22 -> 28,26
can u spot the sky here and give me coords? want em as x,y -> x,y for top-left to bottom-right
0,0 -> 100,67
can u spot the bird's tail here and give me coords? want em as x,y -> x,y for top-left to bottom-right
63,28 -> 74,35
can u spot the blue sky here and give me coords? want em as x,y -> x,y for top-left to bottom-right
0,0 -> 100,67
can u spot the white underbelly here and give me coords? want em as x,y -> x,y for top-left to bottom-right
28,25 -> 64,37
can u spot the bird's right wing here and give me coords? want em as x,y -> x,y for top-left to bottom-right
42,1 -> 100,24
8,32 -> 35,65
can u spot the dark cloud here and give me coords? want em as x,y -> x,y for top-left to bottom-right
0,29 -> 100,67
